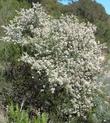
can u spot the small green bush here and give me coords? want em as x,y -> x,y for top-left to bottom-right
7,102 -> 48,123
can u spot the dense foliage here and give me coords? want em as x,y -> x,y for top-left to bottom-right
7,102 -> 48,123
2,3 -> 103,122
61,0 -> 110,48
0,0 -> 30,103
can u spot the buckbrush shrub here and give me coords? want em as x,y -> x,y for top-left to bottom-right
2,3 -> 103,121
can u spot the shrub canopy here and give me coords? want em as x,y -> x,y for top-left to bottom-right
2,3 -> 103,121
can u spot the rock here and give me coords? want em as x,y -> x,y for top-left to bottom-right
0,104 -> 7,123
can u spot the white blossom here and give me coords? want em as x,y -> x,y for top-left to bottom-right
2,3 -> 103,120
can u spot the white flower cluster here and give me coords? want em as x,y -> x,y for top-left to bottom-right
2,3 -> 103,120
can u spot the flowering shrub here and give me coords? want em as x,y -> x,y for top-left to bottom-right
2,3 -> 103,121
